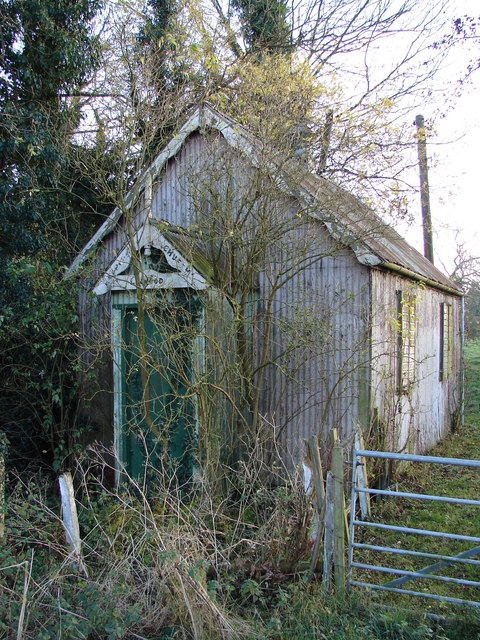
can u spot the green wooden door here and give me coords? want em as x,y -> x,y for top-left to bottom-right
122,293 -> 198,484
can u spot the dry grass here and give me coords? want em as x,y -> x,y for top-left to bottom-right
0,434 -> 312,639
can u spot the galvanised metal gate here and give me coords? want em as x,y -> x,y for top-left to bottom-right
347,449 -> 480,608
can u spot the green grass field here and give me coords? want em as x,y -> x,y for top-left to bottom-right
466,340 -> 480,414
350,415 -> 480,615
329,340 -> 480,637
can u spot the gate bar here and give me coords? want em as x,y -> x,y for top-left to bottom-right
354,519 -> 480,544
357,487 -> 480,507
353,542 -> 480,567
350,581 -> 480,608
355,449 -> 480,468
351,562 -> 480,588
384,542 -> 480,588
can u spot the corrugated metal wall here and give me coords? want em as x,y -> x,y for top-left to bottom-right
152,134 -> 199,227
370,269 -> 461,454
151,132 -> 372,463
257,222 -> 370,465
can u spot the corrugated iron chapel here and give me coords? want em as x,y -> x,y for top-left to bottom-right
69,105 -> 463,483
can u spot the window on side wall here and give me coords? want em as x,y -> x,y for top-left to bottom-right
397,290 -> 416,393
439,302 -> 452,381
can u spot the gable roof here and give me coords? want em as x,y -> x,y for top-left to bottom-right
67,104 -> 461,295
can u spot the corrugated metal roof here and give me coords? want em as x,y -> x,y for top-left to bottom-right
296,168 -> 460,292
68,103 -> 461,294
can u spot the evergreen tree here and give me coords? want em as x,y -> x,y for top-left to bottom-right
133,0 -> 209,159
0,0 -> 102,274
137,0 -> 180,95
231,0 -> 291,55
0,0 -> 102,472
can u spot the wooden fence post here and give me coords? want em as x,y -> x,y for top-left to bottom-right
307,435 -> 326,517
322,471 -> 334,593
332,443 -> 345,598
59,472 -> 88,577
306,435 -> 326,578
355,431 -> 371,520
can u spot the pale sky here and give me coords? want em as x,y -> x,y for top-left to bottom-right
391,1 -> 479,275
405,73 -> 480,274
376,0 -> 480,273
324,0 -> 479,276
